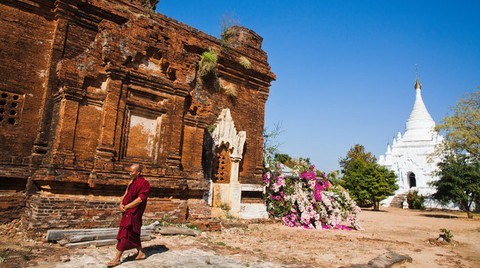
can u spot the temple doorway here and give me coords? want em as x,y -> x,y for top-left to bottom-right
408,172 -> 416,188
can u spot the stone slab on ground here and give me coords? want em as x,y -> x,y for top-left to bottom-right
157,226 -> 201,236
346,251 -> 413,268
51,248 -> 276,268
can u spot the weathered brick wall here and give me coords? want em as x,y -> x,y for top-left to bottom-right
228,86 -> 268,184
186,199 -> 212,220
143,198 -> 188,222
24,193 -> 120,230
0,0 -> 274,229
0,2 -> 54,159
0,191 -> 26,223
23,192 -> 206,230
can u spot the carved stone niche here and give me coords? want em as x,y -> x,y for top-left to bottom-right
208,108 -> 267,219
212,144 -> 231,183
119,86 -> 167,163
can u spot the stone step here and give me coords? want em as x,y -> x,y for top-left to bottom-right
390,193 -> 407,208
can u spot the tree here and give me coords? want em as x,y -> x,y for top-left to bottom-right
340,145 -> 398,210
431,154 -> 480,218
274,153 -> 295,167
326,170 -> 342,186
339,144 -> 377,169
436,91 -> 480,158
263,123 -> 283,169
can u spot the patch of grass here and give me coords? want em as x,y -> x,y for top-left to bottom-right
222,84 -> 238,97
215,241 -> 226,246
440,228 -> 453,242
158,215 -> 171,227
207,124 -> 216,133
238,56 -> 251,69
198,48 -> 218,77
220,13 -> 239,48
219,203 -> 231,211
0,250 -> 9,263
177,223 -> 199,230
220,203 -> 238,220
220,29 -> 233,48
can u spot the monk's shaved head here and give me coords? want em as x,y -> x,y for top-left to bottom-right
131,164 -> 143,173
129,164 -> 143,178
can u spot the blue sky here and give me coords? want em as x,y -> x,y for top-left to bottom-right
157,1 -> 480,172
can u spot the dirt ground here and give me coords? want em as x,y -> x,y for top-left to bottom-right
0,207 -> 479,267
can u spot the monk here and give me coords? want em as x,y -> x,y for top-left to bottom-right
107,164 -> 151,267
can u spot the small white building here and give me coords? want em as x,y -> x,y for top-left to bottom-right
378,78 -> 446,208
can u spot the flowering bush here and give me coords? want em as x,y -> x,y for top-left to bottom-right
264,163 -> 361,230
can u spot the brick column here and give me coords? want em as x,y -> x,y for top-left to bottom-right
52,96 -> 79,155
96,75 -> 124,161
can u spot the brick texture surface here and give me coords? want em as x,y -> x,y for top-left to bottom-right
0,0 -> 274,230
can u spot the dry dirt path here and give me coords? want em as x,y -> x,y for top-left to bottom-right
1,207 -> 479,267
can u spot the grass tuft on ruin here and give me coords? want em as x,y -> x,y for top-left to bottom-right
239,56 -> 251,69
198,48 -> 218,78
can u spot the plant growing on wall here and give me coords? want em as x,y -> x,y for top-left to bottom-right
223,85 -> 237,97
140,0 -> 159,10
220,13 -> 239,48
238,56 -> 251,69
198,47 -> 218,78
218,79 -> 238,98
206,124 -> 216,133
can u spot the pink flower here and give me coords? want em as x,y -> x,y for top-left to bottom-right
313,180 -> 325,201
262,173 -> 271,184
334,225 -> 353,231
276,176 -> 285,187
283,213 -> 299,227
322,178 -> 330,190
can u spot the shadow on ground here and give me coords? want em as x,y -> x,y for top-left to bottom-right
420,214 -> 459,219
122,245 -> 169,263
362,208 -> 388,213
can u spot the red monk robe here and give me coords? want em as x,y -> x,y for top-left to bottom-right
116,176 -> 151,251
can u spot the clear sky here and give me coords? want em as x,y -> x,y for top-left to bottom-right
157,1 -> 480,172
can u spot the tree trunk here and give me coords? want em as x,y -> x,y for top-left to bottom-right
467,211 -> 473,219
373,201 -> 379,211
463,201 -> 473,219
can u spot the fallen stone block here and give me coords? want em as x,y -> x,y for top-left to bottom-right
46,221 -> 159,241
63,235 -> 152,249
157,226 -> 201,236
343,251 -> 412,268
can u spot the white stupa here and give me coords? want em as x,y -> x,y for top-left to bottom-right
378,78 -> 445,208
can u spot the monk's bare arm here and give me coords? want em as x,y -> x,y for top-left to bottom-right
120,180 -> 133,200
118,180 -> 134,211
123,197 -> 144,210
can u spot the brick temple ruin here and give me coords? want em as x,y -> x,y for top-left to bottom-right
0,0 -> 275,230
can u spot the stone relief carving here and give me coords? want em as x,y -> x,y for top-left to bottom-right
211,108 -> 246,160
